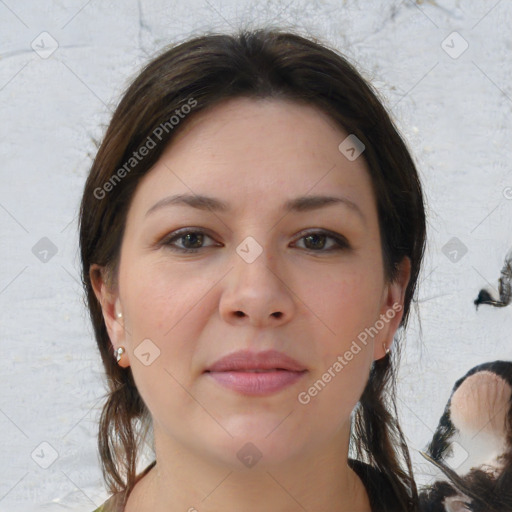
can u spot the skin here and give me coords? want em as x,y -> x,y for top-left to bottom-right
91,97 -> 411,512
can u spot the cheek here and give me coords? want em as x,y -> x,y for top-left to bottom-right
122,257 -> 212,334
120,261 -> 210,416
298,263 -> 383,402
305,265 -> 383,345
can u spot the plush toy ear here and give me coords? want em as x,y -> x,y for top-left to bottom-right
443,495 -> 472,512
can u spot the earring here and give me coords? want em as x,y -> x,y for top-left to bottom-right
115,346 -> 125,362
383,342 -> 390,355
116,311 -> 123,318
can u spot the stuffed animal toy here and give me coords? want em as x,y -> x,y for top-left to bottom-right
418,361 -> 512,511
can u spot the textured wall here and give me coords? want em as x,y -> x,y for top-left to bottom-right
1,1 -> 511,510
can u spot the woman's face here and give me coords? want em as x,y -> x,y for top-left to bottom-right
93,97 -> 409,469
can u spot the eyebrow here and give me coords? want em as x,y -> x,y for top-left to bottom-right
145,193 -> 366,223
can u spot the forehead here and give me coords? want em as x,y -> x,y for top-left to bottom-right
128,97 -> 377,220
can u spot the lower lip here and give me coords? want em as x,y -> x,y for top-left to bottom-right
205,370 -> 307,396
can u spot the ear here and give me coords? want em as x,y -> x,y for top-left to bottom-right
89,263 -> 130,368
373,256 -> 411,360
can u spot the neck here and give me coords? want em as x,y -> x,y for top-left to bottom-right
125,423 -> 371,512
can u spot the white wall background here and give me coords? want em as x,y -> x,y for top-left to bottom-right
1,1 -> 511,510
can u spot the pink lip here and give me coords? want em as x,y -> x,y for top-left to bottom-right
205,349 -> 306,372
204,349 -> 308,396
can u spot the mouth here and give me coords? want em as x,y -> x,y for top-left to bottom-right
211,369 -> 288,372
204,369 -> 308,396
204,349 -> 308,396
204,349 -> 306,372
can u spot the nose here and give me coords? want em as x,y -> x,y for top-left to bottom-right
219,243 -> 296,328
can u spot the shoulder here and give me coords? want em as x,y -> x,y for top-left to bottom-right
92,492 -> 125,512
348,458 -> 403,511
92,460 -> 155,512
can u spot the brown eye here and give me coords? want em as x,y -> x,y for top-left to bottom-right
294,230 -> 349,252
161,229 -> 218,253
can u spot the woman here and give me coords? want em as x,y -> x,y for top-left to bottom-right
80,28 -> 426,511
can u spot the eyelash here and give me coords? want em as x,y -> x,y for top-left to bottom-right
159,228 -> 350,254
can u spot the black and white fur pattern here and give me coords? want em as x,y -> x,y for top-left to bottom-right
474,249 -> 512,308
418,361 -> 512,512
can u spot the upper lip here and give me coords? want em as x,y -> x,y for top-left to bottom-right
204,349 -> 307,372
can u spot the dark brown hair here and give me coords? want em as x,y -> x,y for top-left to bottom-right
79,27 -> 426,510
